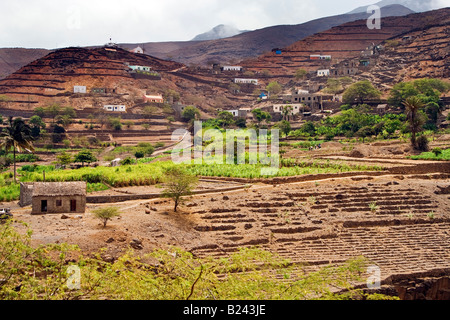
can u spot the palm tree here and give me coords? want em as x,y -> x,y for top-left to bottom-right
403,96 -> 426,148
0,117 -> 35,183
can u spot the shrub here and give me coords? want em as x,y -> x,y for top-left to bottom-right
92,207 -> 121,228
120,157 -> 135,165
416,135 -> 429,151
134,150 -> 145,159
162,167 -> 198,212
432,148 -> 442,157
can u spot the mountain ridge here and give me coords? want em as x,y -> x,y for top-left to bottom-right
0,4 -> 414,78
191,24 -> 249,41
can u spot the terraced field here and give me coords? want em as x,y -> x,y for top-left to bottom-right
187,174 -> 450,293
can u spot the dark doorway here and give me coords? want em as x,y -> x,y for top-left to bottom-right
70,200 -> 77,212
41,200 -> 48,213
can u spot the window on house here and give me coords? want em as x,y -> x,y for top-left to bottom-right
56,199 -> 62,207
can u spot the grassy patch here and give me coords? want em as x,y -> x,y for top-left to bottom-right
409,148 -> 450,161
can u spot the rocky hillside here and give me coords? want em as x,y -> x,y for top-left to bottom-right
0,48 -> 50,79
352,18 -> 450,90
0,46 -> 184,110
241,8 -> 449,77
143,4 -> 413,66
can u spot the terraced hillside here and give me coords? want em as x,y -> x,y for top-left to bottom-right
184,173 -> 449,297
0,46 -> 184,108
354,21 -> 450,89
242,8 -> 450,76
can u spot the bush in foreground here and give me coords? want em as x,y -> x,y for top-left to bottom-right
0,221 -> 398,300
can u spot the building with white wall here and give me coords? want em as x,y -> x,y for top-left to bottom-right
317,69 -> 330,77
73,86 -> 87,94
222,66 -> 243,71
104,105 -> 126,112
234,78 -> 258,85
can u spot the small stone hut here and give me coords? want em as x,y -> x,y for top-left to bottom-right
31,182 -> 87,215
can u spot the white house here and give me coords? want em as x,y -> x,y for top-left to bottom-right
104,105 -> 126,112
130,46 -> 144,54
143,94 -> 164,103
227,110 -> 239,117
273,104 -> 304,115
310,54 -> 332,60
73,86 -> 87,94
222,66 -> 243,72
128,65 -> 152,72
234,78 -> 258,85
317,69 -> 330,77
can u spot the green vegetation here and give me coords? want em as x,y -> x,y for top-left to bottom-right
266,81 -> 282,96
0,220 -> 396,300
73,150 -> 97,167
0,155 -> 384,202
292,107 -> 406,141
181,106 -> 200,122
410,148 -> 450,161
342,80 -> 381,104
0,117 -> 36,183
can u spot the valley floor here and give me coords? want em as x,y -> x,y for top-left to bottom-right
9,154 -> 450,300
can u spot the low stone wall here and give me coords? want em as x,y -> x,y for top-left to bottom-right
86,185 -> 248,204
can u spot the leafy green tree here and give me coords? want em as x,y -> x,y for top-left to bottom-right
343,80 -> 381,104
29,115 -> 46,128
162,167 -> 198,212
217,111 -> 235,128
29,115 -> 46,138
324,78 -> 343,95
62,106 -> 77,118
74,150 -> 97,167
383,119 -> 402,137
45,104 -> 62,124
56,152 -> 73,166
182,106 -> 200,122
92,207 -> 121,228
108,117 -> 122,131
55,114 -> 72,128
301,121 -> 316,136
0,117 -> 35,183
388,78 -> 450,108
235,117 -> 247,128
278,120 -> 292,137
295,68 -> 307,80
266,81 -> 282,96
252,109 -> 271,123
355,126 -> 374,142
34,107 -> 46,118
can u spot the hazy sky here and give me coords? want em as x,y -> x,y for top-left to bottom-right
0,0 -> 448,49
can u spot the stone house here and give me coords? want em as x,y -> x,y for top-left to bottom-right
29,182 -> 87,215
